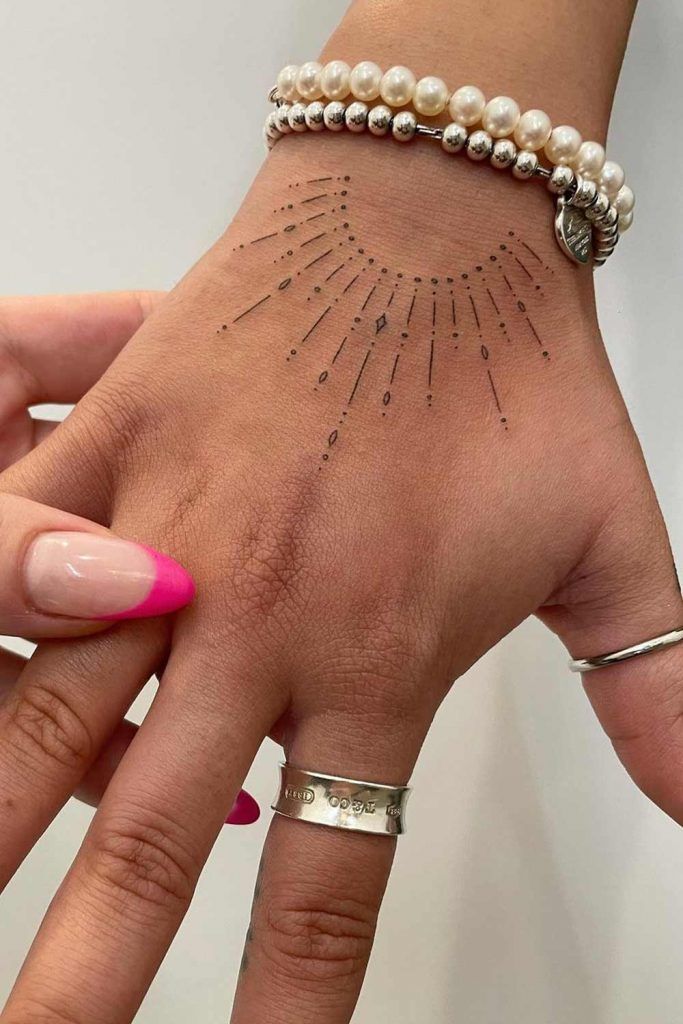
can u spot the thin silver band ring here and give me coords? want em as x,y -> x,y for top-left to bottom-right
569,626 -> 683,673
272,763 -> 410,836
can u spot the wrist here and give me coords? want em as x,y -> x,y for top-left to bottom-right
243,130 -> 598,328
324,0 -> 637,141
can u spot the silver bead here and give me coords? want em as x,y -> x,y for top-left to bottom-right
276,103 -> 293,133
594,235 -> 619,263
265,110 -> 281,140
323,101 -> 346,131
547,164 -> 576,194
287,102 -> 308,133
585,190 -> 611,221
466,129 -> 493,161
512,150 -> 538,179
441,122 -> 468,153
571,176 -> 598,208
305,101 -> 326,131
392,110 -> 417,142
593,234 -> 617,254
595,223 -> 618,247
601,205 -> 619,229
345,100 -> 368,132
367,104 -> 392,136
491,138 -> 517,169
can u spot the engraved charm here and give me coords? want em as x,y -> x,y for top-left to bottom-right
554,198 -> 592,265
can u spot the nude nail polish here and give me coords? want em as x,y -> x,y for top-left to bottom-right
24,532 -> 195,620
225,789 -> 261,826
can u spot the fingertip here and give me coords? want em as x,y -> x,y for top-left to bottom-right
103,545 -> 196,620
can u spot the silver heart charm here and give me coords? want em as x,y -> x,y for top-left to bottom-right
554,197 -> 592,265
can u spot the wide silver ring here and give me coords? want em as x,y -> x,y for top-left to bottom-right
272,763 -> 410,836
569,626 -> 683,673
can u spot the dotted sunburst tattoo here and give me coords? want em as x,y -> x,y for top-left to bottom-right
220,175 -> 556,466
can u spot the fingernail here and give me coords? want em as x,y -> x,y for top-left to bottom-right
25,532 -> 195,620
225,790 -> 261,826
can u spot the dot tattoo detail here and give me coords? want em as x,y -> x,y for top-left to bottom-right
222,176 -> 556,463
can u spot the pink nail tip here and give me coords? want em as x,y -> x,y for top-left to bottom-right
225,790 -> 261,826
102,546 -> 195,621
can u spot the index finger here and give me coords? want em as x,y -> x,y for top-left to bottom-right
0,290 -> 165,407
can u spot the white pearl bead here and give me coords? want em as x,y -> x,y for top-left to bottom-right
614,184 -> 635,215
514,109 -> 552,151
599,160 -> 625,197
320,60 -> 351,101
277,65 -> 299,102
349,61 -> 382,102
482,96 -> 520,138
413,76 -> 449,116
545,124 -> 582,164
448,85 -> 486,126
572,140 -> 605,180
296,61 -> 323,101
618,211 -> 633,232
380,65 -> 416,107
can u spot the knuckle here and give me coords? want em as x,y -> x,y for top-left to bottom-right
5,681 -> 93,774
148,460 -> 214,553
314,606 -> 436,716
88,811 -> 199,912
225,472 -> 322,626
260,889 -> 376,984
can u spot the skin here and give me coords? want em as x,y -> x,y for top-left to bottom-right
0,292 -> 253,817
2,0 -> 682,1021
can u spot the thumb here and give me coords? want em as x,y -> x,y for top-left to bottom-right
540,472 -> 683,824
0,492 -> 195,639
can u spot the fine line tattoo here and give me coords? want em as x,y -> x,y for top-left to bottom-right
224,175 -> 556,463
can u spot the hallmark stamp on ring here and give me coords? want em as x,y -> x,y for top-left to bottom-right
285,785 -> 315,804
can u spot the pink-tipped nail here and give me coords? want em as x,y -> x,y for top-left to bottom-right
105,544 -> 196,620
24,532 -> 195,621
225,790 -> 261,826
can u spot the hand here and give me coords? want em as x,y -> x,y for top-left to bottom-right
0,131 -> 679,1024
0,292 -> 258,826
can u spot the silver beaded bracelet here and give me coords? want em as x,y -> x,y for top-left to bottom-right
264,60 -> 635,268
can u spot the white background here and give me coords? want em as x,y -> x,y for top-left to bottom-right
1,2 -> 683,1021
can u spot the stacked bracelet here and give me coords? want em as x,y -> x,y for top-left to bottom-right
264,60 -> 635,268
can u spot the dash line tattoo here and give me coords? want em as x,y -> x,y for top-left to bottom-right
222,175 -> 557,465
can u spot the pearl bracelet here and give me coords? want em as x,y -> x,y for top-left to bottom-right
266,60 -> 635,267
